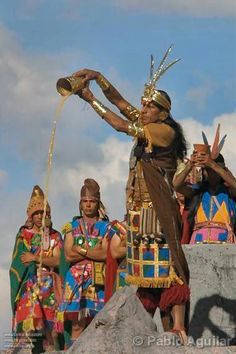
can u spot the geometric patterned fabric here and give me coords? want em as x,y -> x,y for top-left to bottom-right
126,208 -> 183,288
190,185 -> 236,244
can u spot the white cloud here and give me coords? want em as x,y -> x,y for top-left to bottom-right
0,23 -> 58,164
0,24 -> 56,118
112,0 -> 236,17
0,23 -> 137,171
49,136 -> 132,222
0,23 -> 99,169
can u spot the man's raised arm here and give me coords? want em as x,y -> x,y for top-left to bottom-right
74,68 -> 140,121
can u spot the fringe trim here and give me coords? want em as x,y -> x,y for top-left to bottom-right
78,308 -> 91,322
126,267 -> 183,288
55,308 -> 92,332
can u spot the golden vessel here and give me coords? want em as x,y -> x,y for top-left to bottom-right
56,76 -> 85,96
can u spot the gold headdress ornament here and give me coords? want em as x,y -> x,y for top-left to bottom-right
27,185 -> 50,217
142,45 -> 181,111
202,124 -> 227,160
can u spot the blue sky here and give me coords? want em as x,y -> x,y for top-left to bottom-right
0,0 -> 236,348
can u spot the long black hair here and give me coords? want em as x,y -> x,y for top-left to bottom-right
154,90 -> 188,160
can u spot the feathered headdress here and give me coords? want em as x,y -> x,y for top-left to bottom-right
142,45 -> 181,111
202,124 -> 227,160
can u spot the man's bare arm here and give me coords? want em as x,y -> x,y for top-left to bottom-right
21,245 -> 61,267
173,161 -> 195,199
38,246 -> 61,267
77,86 -> 144,139
74,69 -> 139,119
64,233 -> 85,262
110,234 -> 126,260
73,237 -> 108,261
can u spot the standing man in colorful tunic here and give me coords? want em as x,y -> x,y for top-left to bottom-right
10,185 -> 63,352
73,47 -> 190,342
57,178 -> 111,348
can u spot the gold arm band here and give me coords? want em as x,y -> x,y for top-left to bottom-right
91,99 -> 108,118
96,74 -> 111,92
79,248 -> 87,256
127,122 -> 145,139
120,104 -> 140,122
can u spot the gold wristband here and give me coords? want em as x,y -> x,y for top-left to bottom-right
96,74 -> 110,92
120,104 -> 140,122
79,248 -> 87,256
91,99 -> 108,118
127,122 -> 145,139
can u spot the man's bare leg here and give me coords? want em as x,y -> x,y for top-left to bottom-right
171,304 -> 188,344
160,311 -> 172,332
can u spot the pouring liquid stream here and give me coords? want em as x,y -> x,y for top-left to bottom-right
37,94 -> 70,285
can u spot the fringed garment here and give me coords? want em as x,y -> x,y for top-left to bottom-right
10,227 -> 63,333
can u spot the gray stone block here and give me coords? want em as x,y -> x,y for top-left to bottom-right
183,244 -> 236,345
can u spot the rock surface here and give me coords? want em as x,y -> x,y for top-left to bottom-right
184,244 -> 236,344
67,285 -> 159,354
66,284 -> 236,353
